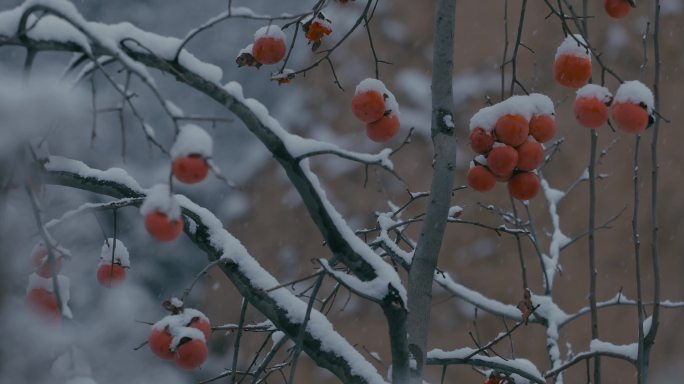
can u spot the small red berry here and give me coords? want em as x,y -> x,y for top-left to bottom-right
469,128 -> 495,154
495,114 -> 529,147
508,172 -> 541,201
175,339 -> 208,370
144,210 -> 183,242
172,154 -> 209,184
149,327 -> 175,360
96,263 -> 126,288
366,114 -> 400,142
467,165 -> 497,193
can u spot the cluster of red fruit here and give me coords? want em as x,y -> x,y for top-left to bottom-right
148,301 -> 211,370
25,243 -> 69,324
351,78 -> 401,142
574,81 -> 654,134
236,14 -> 333,75
467,94 -> 556,200
143,124 -> 213,243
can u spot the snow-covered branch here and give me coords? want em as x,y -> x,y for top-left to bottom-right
43,156 -> 386,384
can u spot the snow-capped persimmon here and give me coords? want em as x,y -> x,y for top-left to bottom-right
574,96 -> 609,128
604,0 -> 632,18
305,19 -> 332,42
554,54 -> 592,88
467,165 -> 496,193
352,90 -> 386,123
366,114 -> 400,142
189,317 -> 212,340
252,26 -> 286,65
172,154 -> 209,184
175,339 -> 208,370
149,327 -> 175,360
26,288 -> 60,323
469,128 -> 495,154
487,144 -> 519,177
611,102 -> 649,134
144,210 -> 183,242
31,246 -> 61,278
96,263 -> 126,288
529,115 -> 556,143
508,172 -> 541,201
516,138 -> 544,172
494,114 -> 529,147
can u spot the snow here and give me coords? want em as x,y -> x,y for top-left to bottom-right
355,78 -> 400,117
238,43 -> 254,56
0,0 -> 223,84
100,238 -> 130,267
540,177 -> 571,290
428,347 -> 543,383
164,100 -> 184,117
433,272 -> 522,320
254,24 -> 286,41
555,33 -> 591,60
614,80 -> 654,114
448,205 -> 463,217
576,84 -> 612,103
589,339 -> 637,360
170,124 -> 213,159
443,114 -> 455,128
469,93 -> 555,132
45,156 -> 144,192
140,184 -> 182,219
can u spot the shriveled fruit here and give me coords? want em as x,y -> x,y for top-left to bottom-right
494,114 -> 529,147
96,263 -> 126,288
144,210 -> 183,242
508,172 -> 541,201
189,317 -> 212,340
366,114 -> 400,142
467,165 -> 496,192
516,138 -> 544,171
554,54 -> 592,88
149,327 -> 175,360
487,145 -> 519,177
26,288 -> 60,323
469,128 -> 495,154
175,339 -> 208,370
305,20 -> 332,42
172,154 -> 209,184
611,102 -> 649,134
605,0 -> 632,18
252,37 -> 286,65
529,115 -> 556,143
574,96 -> 609,128
352,90 -> 386,123
31,247 -> 61,278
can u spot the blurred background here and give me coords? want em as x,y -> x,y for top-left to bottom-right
0,0 -> 683,383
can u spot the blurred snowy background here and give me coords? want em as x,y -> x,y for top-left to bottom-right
1,0 -> 684,383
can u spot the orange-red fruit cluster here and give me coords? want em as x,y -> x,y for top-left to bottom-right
144,210 -> 183,242
96,263 -> 126,288
149,314 -> 211,370
468,113 -> 549,200
554,54 -> 592,88
604,0 -> 632,18
351,87 -> 400,143
172,154 -> 209,184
